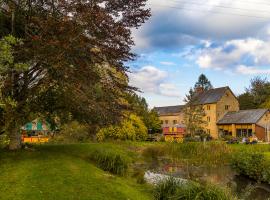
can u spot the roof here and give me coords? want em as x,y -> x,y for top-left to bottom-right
217,109 -> 269,124
154,105 -> 184,115
192,87 -> 231,105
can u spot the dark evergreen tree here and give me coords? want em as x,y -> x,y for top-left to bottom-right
195,74 -> 213,91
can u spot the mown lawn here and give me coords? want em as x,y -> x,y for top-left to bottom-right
0,143 -> 152,200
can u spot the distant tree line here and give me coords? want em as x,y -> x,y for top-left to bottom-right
238,77 -> 270,110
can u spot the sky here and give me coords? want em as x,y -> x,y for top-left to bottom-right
127,0 -> 270,108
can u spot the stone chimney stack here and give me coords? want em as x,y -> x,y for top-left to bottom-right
195,86 -> 204,94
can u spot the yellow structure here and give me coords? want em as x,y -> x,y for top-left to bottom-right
155,86 -> 270,141
217,109 -> 270,141
154,105 -> 185,127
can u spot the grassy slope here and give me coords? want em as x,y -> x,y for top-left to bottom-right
0,143 -> 152,200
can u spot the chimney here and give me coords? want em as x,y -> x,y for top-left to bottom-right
195,86 -> 204,94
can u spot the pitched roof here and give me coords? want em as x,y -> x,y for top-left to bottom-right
154,105 -> 184,115
192,87 -> 230,105
217,109 -> 269,124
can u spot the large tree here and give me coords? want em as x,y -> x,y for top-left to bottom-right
238,77 -> 270,110
194,74 -> 213,91
0,0 -> 150,150
183,74 -> 211,137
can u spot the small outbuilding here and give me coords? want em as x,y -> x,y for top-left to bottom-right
217,109 -> 270,141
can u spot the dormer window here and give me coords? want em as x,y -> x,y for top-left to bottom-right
225,105 -> 230,110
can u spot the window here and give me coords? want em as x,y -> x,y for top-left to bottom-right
207,105 -> 211,110
225,105 -> 230,110
165,120 -> 168,124
161,120 -> 164,124
173,120 -> 177,124
207,129 -> 210,134
207,116 -> 210,122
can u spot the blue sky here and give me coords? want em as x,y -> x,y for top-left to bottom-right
128,0 -> 270,107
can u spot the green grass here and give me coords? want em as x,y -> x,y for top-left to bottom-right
1,141 -> 270,200
0,143 -> 152,200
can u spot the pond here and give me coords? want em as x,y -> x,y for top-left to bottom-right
146,162 -> 270,200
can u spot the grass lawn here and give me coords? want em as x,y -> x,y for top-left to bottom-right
0,143 -> 152,200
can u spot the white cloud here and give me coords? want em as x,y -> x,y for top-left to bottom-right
128,66 -> 180,97
133,0 -> 270,51
196,38 -> 270,72
236,65 -> 270,75
160,61 -> 176,66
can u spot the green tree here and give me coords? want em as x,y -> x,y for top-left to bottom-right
238,77 -> 270,110
97,114 -> 147,141
0,1 -> 150,150
183,101 -> 207,137
194,74 -> 213,91
126,93 -> 161,133
238,92 -> 257,110
183,74 -> 211,137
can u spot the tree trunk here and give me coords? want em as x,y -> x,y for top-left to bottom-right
8,126 -> 21,150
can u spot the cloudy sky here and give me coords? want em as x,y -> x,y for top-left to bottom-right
128,0 -> 270,107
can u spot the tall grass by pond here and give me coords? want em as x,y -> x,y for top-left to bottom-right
153,177 -> 237,200
89,149 -> 130,176
142,142 -> 232,166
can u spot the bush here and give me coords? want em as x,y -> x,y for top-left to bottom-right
230,151 -> 269,182
153,178 -> 235,200
97,114 -> 148,142
90,149 -> 129,176
53,121 -> 90,143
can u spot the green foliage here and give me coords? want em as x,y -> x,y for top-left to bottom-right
183,104 -> 207,137
0,134 -> 9,148
230,151 -> 270,183
97,114 -> 148,141
142,145 -> 165,162
0,1 -> 150,150
153,177 -> 179,200
183,74 -> 213,136
126,93 -> 161,133
194,74 -> 213,91
165,142 -> 231,166
54,121 -> 90,143
238,77 -> 270,109
238,92 -> 257,110
154,178 -> 235,200
90,149 -> 129,176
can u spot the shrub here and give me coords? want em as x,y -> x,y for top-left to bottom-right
54,121 -> 90,143
97,114 -> 148,142
90,149 -> 129,176
230,151 -> 269,182
153,178 -> 236,200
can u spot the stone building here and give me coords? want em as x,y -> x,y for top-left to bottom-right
155,86 -> 270,141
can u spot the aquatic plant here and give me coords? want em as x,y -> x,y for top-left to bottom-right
90,149 -> 129,176
153,177 -> 236,200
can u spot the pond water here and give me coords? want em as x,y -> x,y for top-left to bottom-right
147,162 -> 270,200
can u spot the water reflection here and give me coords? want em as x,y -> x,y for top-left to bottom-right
158,163 -> 270,200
